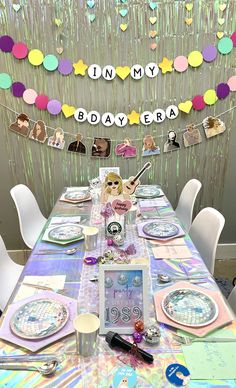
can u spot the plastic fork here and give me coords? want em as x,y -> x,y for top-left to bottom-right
172,333 -> 236,345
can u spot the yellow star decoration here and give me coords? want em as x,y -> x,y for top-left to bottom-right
158,57 -> 173,74
73,60 -> 88,76
127,110 -> 140,125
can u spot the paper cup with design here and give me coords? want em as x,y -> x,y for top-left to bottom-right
73,313 -> 100,357
83,226 -> 99,251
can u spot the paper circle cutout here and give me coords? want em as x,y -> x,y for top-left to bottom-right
23,88 -> 38,104
35,94 -> 49,110
203,89 -> 218,105
28,49 -> 44,66
88,64 -> 102,79
173,56 -> 188,72
202,45 -> 217,62
0,35 -> 14,52
145,63 -> 159,78
87,111 -> 100,125
140,111 -> 154,125
47,99 -> 62,115
101,112 -> 115,126
192,95 -> 206,111
74,108 -> 87,122
130,64 -> 144,80
230,31 -> 236,47
11,82 -> 26,97
188,51 -> 203,67
153,108 -> 166,123
102,65 -> 116,81
216,83 -> 230,99
12,42 -> 28,59
43,55 -> 59,71
114,113 -> 128,127
227,75 -> 236,91
0,73 -> 12,89
218,37 -> 233,54
58,59 -> 73,75
166,105 -> 179,119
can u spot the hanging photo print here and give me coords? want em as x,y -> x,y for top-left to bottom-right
48,127 -> 65,150
202,116 -> 226,139
9,113 -> 30,137
163,130 -> 180,152
115,137 -> 137,158
91,137 -> 111,158
68,133 -> 86,154
29,120 -> 47,143
142,135 -> 160,156
183,124 -> 202,147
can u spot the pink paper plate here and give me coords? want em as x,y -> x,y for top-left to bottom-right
0,291 -> 77,352
154,281 -> 234,337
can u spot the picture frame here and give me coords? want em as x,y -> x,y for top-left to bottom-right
99,264 -> 148,334
99,167 -> 120,182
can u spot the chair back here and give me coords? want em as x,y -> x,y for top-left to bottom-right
189,207 -> 225,274
175,179 -> 202,232
10,184 -> 46,249
0,235 -> 23,311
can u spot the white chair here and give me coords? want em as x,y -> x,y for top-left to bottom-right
0,235 -> 23,311
228,286 -> 236,315
10,184 -> 47,249
175,179 -> 202,232
189,207 -> 225,275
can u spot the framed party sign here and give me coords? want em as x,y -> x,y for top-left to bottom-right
99,167 -> 120,182
99,264 -> 148,334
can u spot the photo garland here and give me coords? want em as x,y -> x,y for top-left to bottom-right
1,71 -> 236,126
6,106 -> 230,158
1,32 -> 235,79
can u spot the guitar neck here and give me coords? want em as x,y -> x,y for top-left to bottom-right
132,163 -> 151,183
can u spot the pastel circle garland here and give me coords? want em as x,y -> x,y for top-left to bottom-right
0,71 -> 235,126
1,32 -> 236,80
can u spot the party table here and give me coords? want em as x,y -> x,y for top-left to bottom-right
0,187 -> 235,388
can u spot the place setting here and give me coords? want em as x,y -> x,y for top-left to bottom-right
137,220 -> 186,242
59,188 -> 92,204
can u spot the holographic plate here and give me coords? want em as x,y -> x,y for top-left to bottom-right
162,288 -> 219,327
142,222 -> 179,238
10,299 -> 69,339
48,225 -> 83,242
64,191 -> 90,201
135,186 -> 161,198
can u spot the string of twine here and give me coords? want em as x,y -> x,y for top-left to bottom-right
0,101 -> 235,142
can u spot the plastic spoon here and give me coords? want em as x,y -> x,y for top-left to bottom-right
157,273 -> 208,283
36,247 -> 81,255
0,360 -> 58,376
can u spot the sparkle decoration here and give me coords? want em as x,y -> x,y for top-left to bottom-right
0,71 -> 235,123
1,32 -> 235,80
127,110 -> 140,125
73,60 -> 88,76
158,57 -> 173,74
1,2 -> 236,383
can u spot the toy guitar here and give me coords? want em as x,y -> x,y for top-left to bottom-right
123,162 -> 151,195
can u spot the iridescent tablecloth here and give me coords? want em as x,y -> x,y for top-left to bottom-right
0,188 -> 235,387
